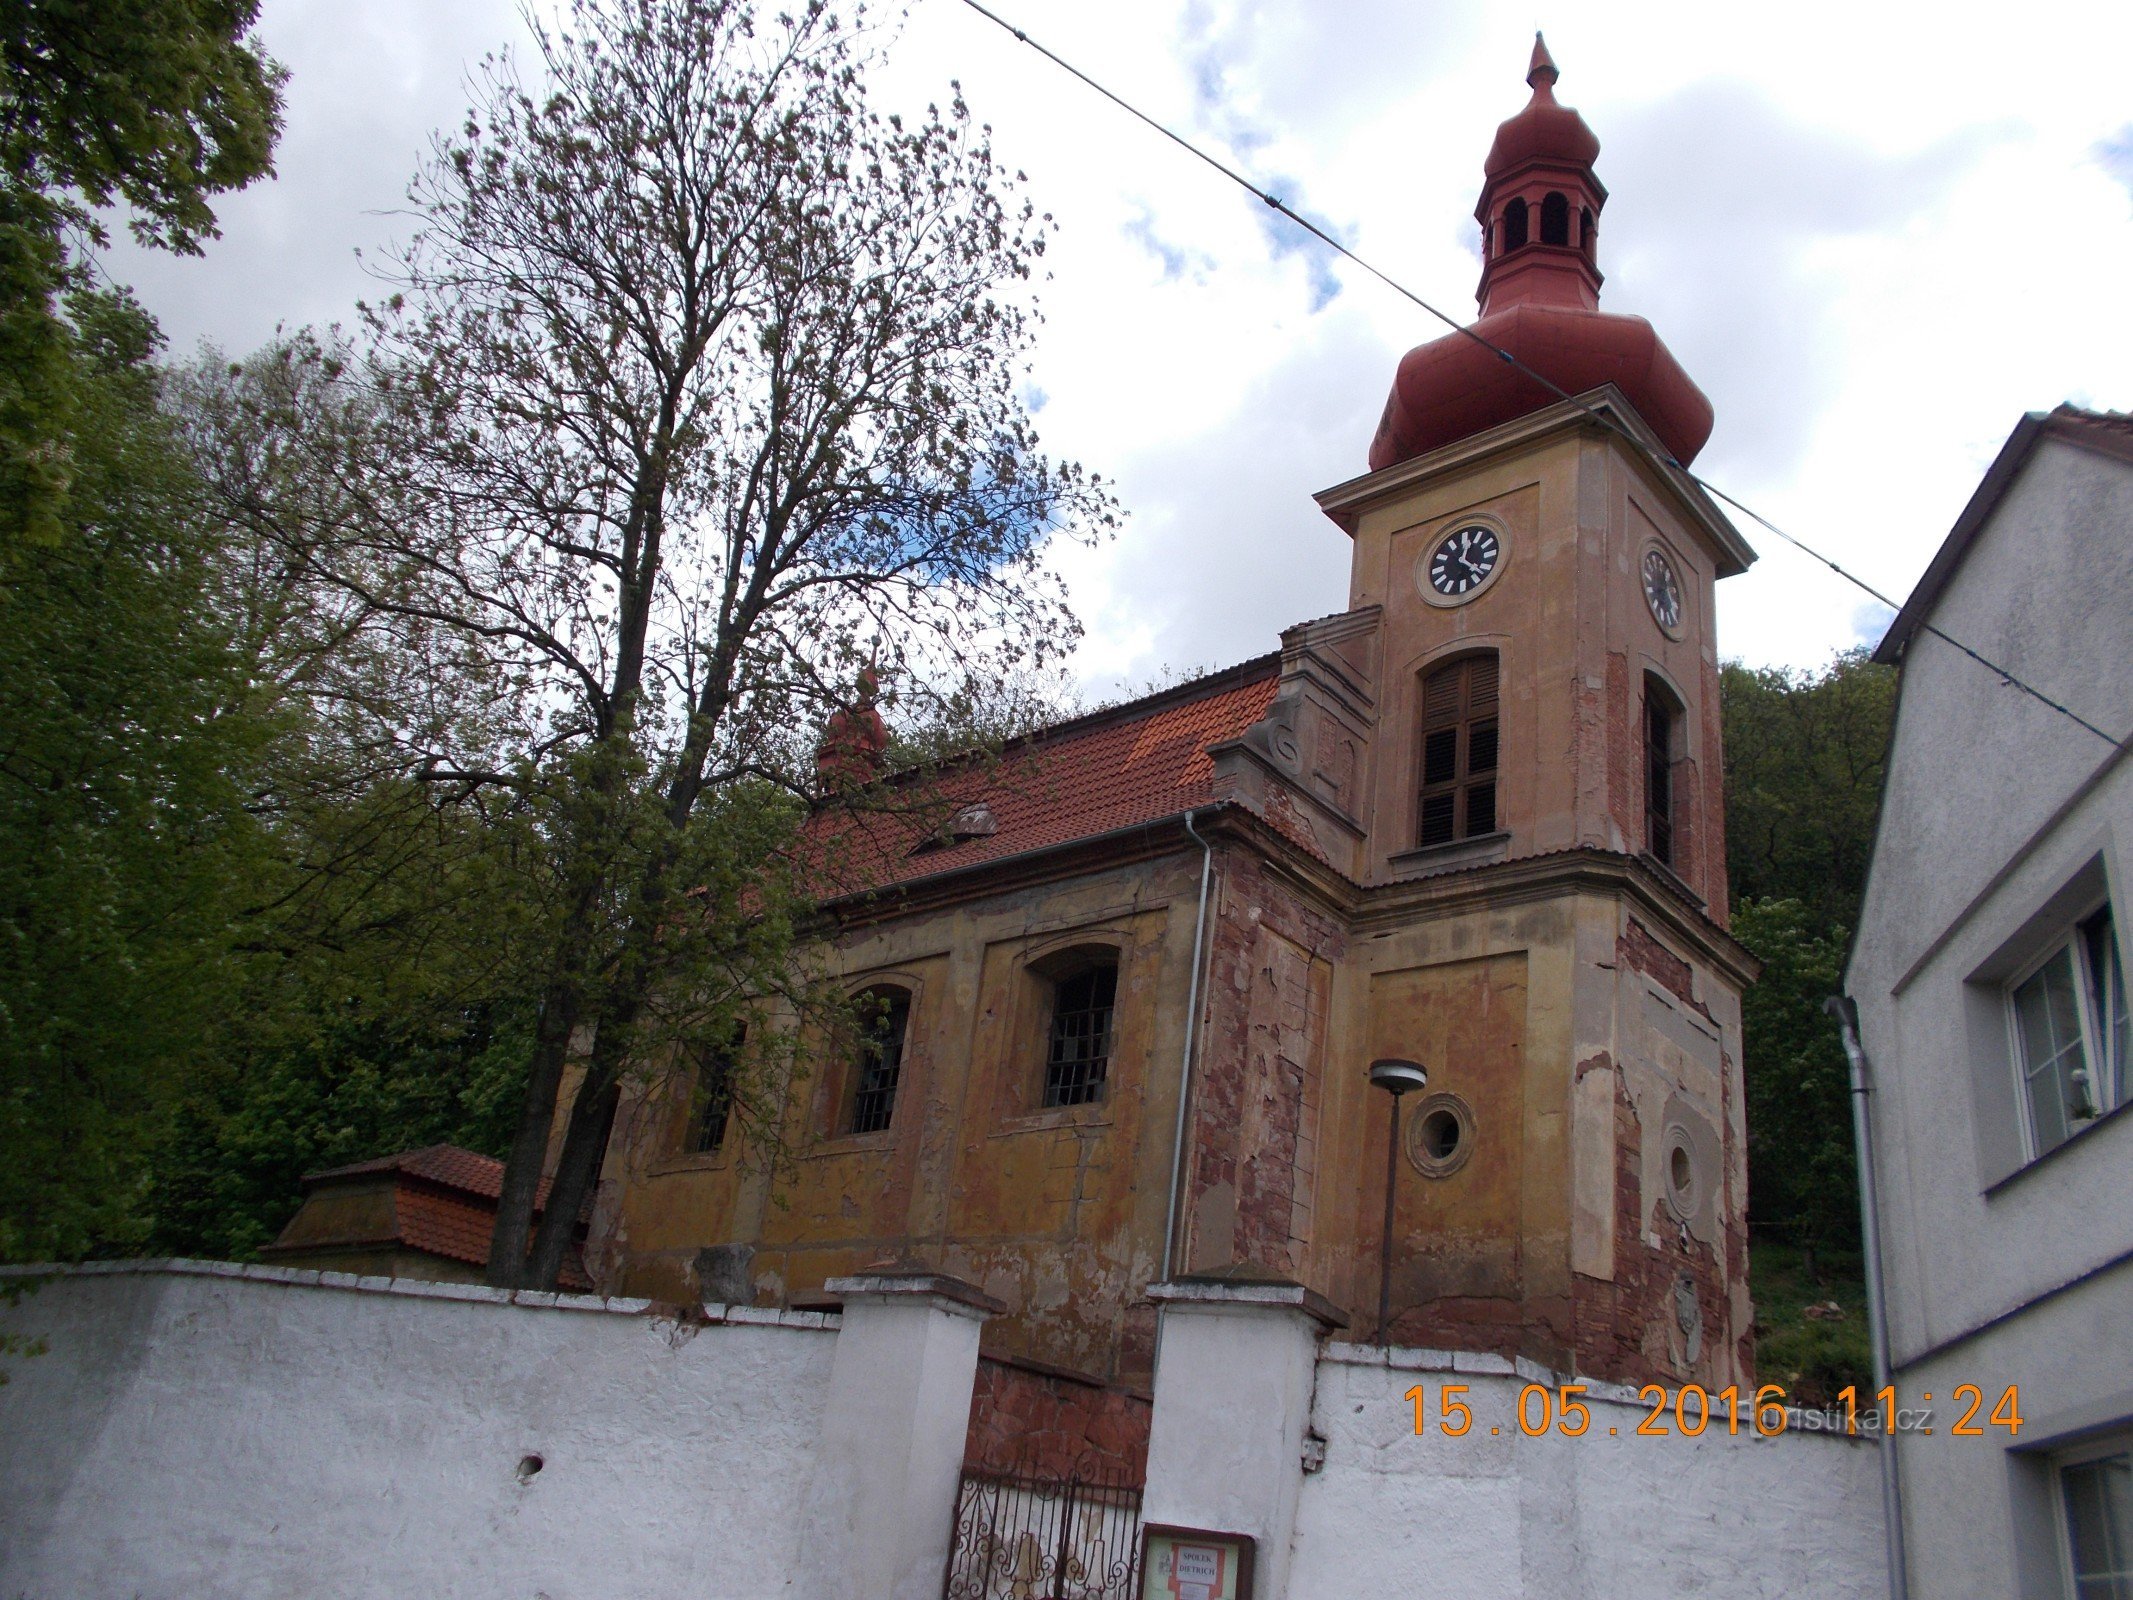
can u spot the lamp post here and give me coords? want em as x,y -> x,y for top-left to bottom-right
1368,1058 -> 1428,1346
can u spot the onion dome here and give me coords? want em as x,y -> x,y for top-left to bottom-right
1367,37 -> 1714,474
814,667 -> 890,792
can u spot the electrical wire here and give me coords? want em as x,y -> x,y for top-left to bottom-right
947,0 -> 2122,749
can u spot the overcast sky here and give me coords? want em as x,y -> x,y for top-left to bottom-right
107,0 -> 2133,696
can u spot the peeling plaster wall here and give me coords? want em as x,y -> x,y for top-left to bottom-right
1290,1347 -> 1885,1598
0,1263 -> 836,1600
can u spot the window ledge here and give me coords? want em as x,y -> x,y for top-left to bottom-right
1984,1094 -> 2133,1199
646,1149 -> 733,1177
808,1128 -> 899,1157
1387,831 -> 1510,878
994,1103 -> 1114,1138
1635,851 -> 1706,910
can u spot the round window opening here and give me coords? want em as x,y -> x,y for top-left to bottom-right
1404,1092 -> 1475,1179
1421,1109 -> 1461,1161
1663,1128 -> 1699,1218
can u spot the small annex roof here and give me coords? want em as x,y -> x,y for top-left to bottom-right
292,1143 -> 588,1287
806,654 -> 1283,902
307,1142 -> 527,1202
1875,405 -> 2133,665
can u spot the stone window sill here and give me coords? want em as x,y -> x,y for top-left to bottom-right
1387,831 -> 1510,878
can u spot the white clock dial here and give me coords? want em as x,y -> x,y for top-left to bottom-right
1427,524 -> 1502,599
1643,549 -> 1683,633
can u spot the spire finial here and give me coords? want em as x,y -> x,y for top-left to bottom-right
1527,32 -> 1560,94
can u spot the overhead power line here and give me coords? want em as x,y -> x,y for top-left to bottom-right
947,0 -> 2121,749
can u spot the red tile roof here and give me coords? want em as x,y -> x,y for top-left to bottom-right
309,1143 -> 528,1201
805,656 -> 1283,899
301,1143 -> 588,1289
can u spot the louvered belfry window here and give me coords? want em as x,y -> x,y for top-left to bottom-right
1417,654 -> 1500,847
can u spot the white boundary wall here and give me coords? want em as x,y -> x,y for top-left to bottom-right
1,1261 -> 840,1600
1291,1343 -> 1888,1598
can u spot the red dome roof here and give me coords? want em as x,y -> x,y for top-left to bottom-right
1368,303 -> 1713,471
1483,37 -> 1599,180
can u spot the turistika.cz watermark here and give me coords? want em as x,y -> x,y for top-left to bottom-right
1400,1382 -> 2024,1440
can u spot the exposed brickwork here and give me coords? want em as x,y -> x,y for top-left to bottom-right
1605,651 -> 1636,847
962,1355 -> 1151,1484
1615,917 -> 1712,1022
1186,849 -> 1344,1275
1570,1061 -> 1734,1388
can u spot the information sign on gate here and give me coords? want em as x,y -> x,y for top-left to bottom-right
1137,1525 -> 1255,1600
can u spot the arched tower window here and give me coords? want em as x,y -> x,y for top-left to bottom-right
1418,653 -> 1500,847
847,986 -> 911,1134
1540,191 -> 1570,246
1644,677 -> 1683,869
1579,206 -> 1595,254
1502,197 -> 1528,252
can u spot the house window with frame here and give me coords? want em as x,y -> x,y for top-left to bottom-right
2056,1435 -> 2133,1598
1645,677 -> 1681,868
684,1023 -> 744,1155
1417,653 -> 1499,848
2011,904 -> 2127,1159
1043,960 -> 1118,1108
848,987 -> 911,1135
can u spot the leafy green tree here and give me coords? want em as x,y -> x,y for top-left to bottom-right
271,0 -> 1118,1289
0,292 -> 278,1261
1721,648 -> 1896,1274
1,0 -> 284,550
1721,649 -> 1896,930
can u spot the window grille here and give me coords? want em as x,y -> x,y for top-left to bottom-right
1045,963 -> 1118,1108
687,1024 -> 743,1154
849,990 -> 910,1135
1417,654 -> 1499,847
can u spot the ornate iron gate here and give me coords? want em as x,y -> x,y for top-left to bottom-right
941,1456 -> 1144,1600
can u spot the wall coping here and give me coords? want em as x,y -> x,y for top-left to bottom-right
1148,1273 -> 1348,1329
1319,1341 -> 1880,1446
0,1258 -> 840,1330
824,1270 -> 1007,1320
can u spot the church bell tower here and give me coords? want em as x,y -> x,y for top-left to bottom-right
1215,37 -> 1760,1387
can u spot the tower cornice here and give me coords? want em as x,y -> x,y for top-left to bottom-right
1317,386 -> 1756,578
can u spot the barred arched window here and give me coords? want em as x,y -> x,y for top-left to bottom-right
848,986 -> 911,1134
1418,653 -> 1500,847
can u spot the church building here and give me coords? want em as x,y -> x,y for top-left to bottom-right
588,38 -> 1761,1401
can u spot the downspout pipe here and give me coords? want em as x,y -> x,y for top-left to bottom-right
1161,810 -> 1216,1283
1826,993 -> 1909,1600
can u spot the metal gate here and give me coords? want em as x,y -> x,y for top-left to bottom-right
941,1455 -> 1144,1600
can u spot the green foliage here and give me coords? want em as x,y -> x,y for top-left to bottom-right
1749,1240 -> 1870,1407
1733,897 -> 1859,1255
0,291 -> 274,1261
1721,647 -> 1897,1258
0,0 -> 284,550
149,1001 -> 534,1261
1721,649 -> 1896,931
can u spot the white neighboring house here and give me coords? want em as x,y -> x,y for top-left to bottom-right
1848,404 -> 2133,1600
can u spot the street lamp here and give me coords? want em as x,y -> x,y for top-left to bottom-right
1368,1058 -> 1428,1346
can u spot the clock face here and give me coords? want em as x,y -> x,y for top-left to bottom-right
1427,524 -> 1501,599
1642,549 -> 1683,633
